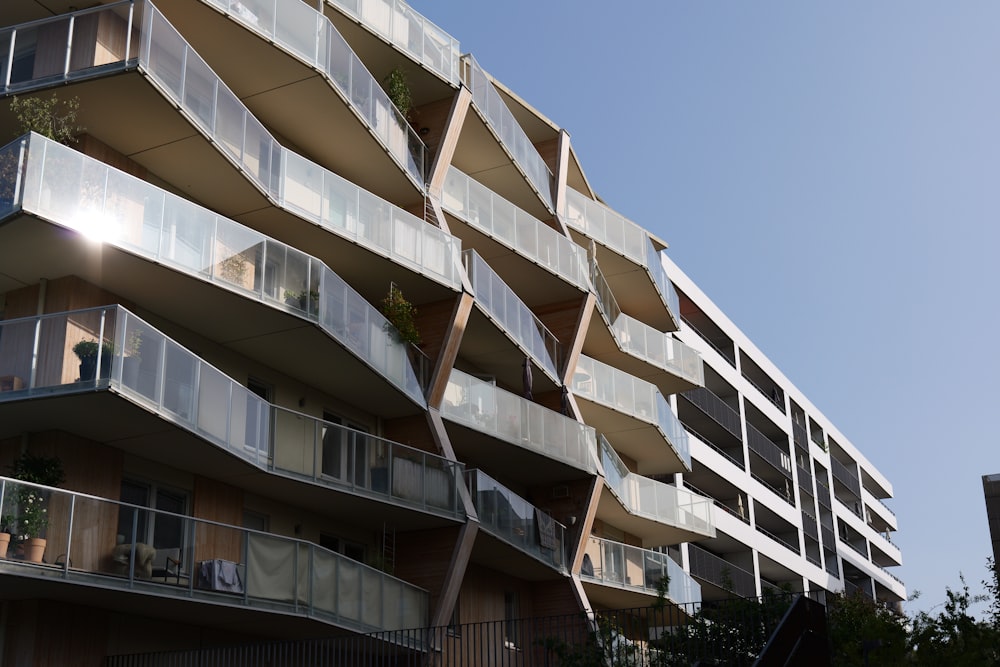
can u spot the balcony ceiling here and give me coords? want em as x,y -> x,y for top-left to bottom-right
574,400 -> 685,476
0,567 -> 363,640
594,486 -> 712,549
156,0 -> 424,206
0,216 -> 423,417
581,579 -> 667,612
469,530 -> 567,583
459,308 -> 560,393
572,238 -> 673,332
452,109 -> 551,221
442,421 -> 590,488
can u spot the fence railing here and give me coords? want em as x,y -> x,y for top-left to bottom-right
0,477 -> 428,632
686,543 -> 757,598
680,387 -> 743,441
831,458 -> 862,497
745,422 -> 792,478
105,593 -> 823,666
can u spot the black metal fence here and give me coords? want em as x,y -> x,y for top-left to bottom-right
104,592 -> 827,667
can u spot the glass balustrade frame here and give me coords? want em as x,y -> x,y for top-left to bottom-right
0,3 -> 462,290
197,0 -> 427,185
0,304 -> 464,520
572,355 -> 691,470
323,0 -> 461,85
441,369 -> 597,474
4,132 -> 431,404
442,167 -> 590,291
461,55 -> 554,212
463,249 -> 561,380
466,468 -> 567,573
0,476 -> 428,631
581,535 -> 700,607
564,188 -> 680,324
598,437 -> 714,538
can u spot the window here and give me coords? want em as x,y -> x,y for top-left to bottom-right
242,510 -> 269,533
504,591 -> 520,649
117,479 -> 188,556
321,411 -> 372,487
319,533 -> 365,563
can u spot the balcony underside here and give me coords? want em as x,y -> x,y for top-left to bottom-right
0,567 -> 356,640
444,213 -> 586,307
580,579 -> 666,612
594,487 -> 709,548
0,216 -> 422,417
0,390 -> 457,531
571,237 -> 674,332
459,308 -> 560,394
322,5 -> 457,102
441,421 -> 590,487
469,530 -> 566,582
453,110 -> 551,221
574,399 -> 685,476
0,71 -> 272,219
583,321 -> 699,397
154,0 -> 423,204
7,72 -> 454,304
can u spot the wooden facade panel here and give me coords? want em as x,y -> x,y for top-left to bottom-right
193,477 -> 244,563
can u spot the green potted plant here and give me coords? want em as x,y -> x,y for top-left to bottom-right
384,67 -> 413,121
380,284 -> 421,346
10,451 -> 65,563
73,338 -> 114,382
284,289 -> 320,313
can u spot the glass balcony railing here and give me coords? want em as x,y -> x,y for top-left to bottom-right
441,369 -> 597,474
463,250 -> 561,380
466,469 -> 566,572
0,3 -> 461,288
442,167 -> 590,291
564,188 -> 680,323
572,355 -> 691,470
461,55 -> 554,211
5,133 -> 430,403
581,536 -> 700,607
197,0 -> 426,184
323,0 -> 461,85
599,437 -> 714,538
0,306 -> 464,519
0,477 -> 427,631
591,261 -> 703,388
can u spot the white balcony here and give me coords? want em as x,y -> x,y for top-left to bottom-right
581,536 -> 700,609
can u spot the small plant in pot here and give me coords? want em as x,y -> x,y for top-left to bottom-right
380,284 -> 421,346
73,338 -> 114,381
9,451 -> 65,563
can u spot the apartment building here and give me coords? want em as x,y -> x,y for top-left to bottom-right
0,0 -> 901,662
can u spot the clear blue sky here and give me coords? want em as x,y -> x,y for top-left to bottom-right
415,1 -> 1000,613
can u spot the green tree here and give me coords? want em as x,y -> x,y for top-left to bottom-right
907,575 -> 1000,666
826,591 -> 908,666
9,94 -> 83,144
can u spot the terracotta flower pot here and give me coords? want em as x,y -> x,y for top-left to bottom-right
24,537 -> 46,563
0,532 -> 10,558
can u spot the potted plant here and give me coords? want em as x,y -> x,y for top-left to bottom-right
120,330 -> 144,389
9,451 -> 65,563
380,284 -> 421,346
0,513 -> 11,559
73,338 -> 114,382
284,289 -> 320,312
